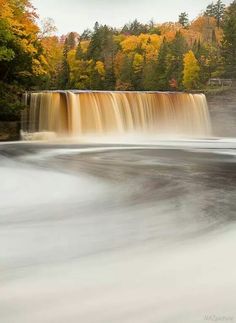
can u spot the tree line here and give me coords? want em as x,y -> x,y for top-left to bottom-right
0,0 -> 236,121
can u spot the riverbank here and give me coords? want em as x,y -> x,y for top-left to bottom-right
207,85 -> 236,137
0,121 -> 20,141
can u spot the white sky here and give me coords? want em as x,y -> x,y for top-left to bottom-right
32,0 -> 233,35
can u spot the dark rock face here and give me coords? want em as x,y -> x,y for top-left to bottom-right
0,122 -> 20,141
207,86 -> 236,137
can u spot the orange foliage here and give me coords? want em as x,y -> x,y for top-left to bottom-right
158,22 -> 182,35
190,16 -> 222,43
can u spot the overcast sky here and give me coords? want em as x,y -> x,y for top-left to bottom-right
32,0 -> 232,35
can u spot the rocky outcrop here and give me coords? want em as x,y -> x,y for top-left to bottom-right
207,85 -> 236,137
0,122 -> 20,141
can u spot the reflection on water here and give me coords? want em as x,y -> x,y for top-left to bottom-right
0,140 -> 236,323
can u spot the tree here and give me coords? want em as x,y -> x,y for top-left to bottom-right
39,18 -> 57,38
66,32 -> 78,51
87,23 -> 117,89
191,15 -> 217,43
116,54 -> 134,90
221,0 -> 236,77
75,42 -> 85,60
67,50 -> 93,89
148,19 -> 161,35
178,12 -> 189,28
205,0 -> 226,28
41,36 -> 63,88
80,29 -> 92,40
132,53 -> 144,89
163,32 -> 188,89
183,50 -> 200,89
0,0 -> 49,120
156,38 -> 170,90
121,19 -> 148,36
0,0 -> 47,85
143,60 -> 158,90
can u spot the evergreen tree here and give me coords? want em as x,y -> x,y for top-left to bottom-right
104,66 -> 116,90
80,29 -> 92,40
57,35 -> 74,89
116,55 -> 134,90
222,0 -> 236,77
121,19 -> 148,36
205,0 -> 226,27
91,67 -> 104,90
178,12 -> 189,28
87,23 -> 117,89
205,2 -> 216,17
66,32 -> 77,50
162,32 -> 188,89
58,57 -> 70,89
75,42 -> 84,60
156,38 -> 170,90
143,60 -> 158,90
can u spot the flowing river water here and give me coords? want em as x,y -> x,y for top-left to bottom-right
0,139 -> 236,323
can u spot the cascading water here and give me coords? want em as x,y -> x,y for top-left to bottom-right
23,91 -> 211,138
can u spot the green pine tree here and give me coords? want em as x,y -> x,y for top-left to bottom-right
222,0 -> 236,77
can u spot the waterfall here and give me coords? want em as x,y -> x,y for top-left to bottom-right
23,91 -> 211,138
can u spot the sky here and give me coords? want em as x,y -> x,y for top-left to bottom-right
32,0 -> 233,35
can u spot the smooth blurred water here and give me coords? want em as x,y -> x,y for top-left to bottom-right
0,140 -> 236,323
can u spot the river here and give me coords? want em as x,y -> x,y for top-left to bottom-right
0,139 -> 236,322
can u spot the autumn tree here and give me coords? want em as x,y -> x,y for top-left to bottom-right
132,53 -> 144,89
39,18 -> 57,38
0,0 -> 47,85
183,50 -> 200,89
190,15 -> 217,43
67,49 -> 93,89
41,36 -> 63,88
0,0 -> 48,120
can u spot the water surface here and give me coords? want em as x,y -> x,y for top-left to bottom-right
0,140 -> 236,323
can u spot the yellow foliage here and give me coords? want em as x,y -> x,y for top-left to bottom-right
0,0 -> 47,77
120,33 -> 162,61
95,61 -> 105,77
67,49 -> 77,67
121,35 -> 139,53
67,50 -> 94,88
80,40 -> 90,53
133,53 -> 144,73
41,36 -> 63,74
183,50 -> 200,90
32,58 -> 47,75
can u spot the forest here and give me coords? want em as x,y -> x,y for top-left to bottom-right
0,0 -> 236,121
